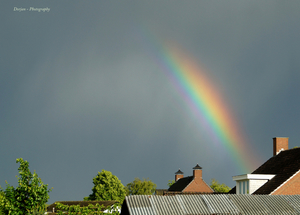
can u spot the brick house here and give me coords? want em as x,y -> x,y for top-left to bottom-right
230,137 -> 300,195
167,164 -> 213,193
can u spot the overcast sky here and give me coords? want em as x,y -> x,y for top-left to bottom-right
1,1 -> 300,204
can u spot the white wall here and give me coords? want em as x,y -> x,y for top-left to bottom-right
249,179 -> 268,194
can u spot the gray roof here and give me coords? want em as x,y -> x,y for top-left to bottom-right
122,194 -> 300,215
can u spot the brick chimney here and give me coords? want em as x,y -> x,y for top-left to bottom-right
193,164 -> 202,179
175,169 -> 184,181
273,137 -> 289,156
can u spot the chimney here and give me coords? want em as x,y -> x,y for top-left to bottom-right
273,137 -> 289,156
193,164 -> 202,179
175,169 -> 184,181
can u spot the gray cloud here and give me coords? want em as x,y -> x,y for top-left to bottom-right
1,0 -> 300,203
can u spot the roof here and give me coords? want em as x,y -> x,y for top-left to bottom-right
230,147 -> 300,194
168,176 -> 193,191
47,200 -> 117,212
122,194 -> 300,215
175,169 -> 184,175
193,163 -> 202,169
253,147 -> 300,194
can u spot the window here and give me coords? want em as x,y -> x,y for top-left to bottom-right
247,181 -> 249,194
238,180 -> 249,194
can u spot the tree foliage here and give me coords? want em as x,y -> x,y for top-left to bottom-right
167,179 -> 175,188
55,202 -> 121,215
126,178 -> 157,195
0,158 -> 52,215
0,189 -> 4,215
209,179 -> 231,193
84,170 -> 126,203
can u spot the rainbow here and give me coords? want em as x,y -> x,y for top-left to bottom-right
138,30 -> 260,173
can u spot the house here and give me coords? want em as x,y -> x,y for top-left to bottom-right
46,200 -> 117,214
120,194 -> 300,215
231,137 -> 300,195
167,164 -> 213,194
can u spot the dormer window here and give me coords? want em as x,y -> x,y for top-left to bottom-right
238,180 -> 249,194
233,174 -> 275,194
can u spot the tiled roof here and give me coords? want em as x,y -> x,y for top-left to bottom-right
253,147 -> 300,194
168,176 -> 193,191
229,147 -> 300,194
229,186 -> 236,194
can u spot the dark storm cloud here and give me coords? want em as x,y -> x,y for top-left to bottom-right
1,0 -> 300,203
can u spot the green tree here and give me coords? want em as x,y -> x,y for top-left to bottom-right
0,189 -> 4,215
126,178 -> 157,195
0,158 -> 52,215
84,170 -> 126,203
209,179 -> 230,193
167,179 -> 175,188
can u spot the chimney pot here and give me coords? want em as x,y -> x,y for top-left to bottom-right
273,137 -> 289,156
175,169 -> 184,181
193,164 -> 202,179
